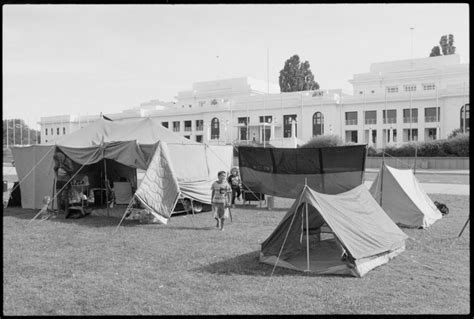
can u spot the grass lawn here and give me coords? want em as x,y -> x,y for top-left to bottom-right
3,193 -> 470,315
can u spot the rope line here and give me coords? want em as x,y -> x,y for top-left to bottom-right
264,186 -> 306,292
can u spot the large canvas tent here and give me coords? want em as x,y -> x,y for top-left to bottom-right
369,162 -> 442,228
11,118 -> 233,224
260,184 -> 408,277
238,145 -> 367,198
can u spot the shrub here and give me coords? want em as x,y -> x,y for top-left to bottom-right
447,134 -> 469,156
369,134 -> 469,157
301,135 -> 343,148
448,128 -> 465,139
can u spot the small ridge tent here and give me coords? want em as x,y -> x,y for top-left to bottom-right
260,184 -> 408,277
369,162 -> 442,228
238,145 -> 367,198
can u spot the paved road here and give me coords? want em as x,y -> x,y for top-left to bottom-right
3,166 -> 470,196
363,181 -> 469,196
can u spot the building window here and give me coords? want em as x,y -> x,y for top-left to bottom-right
196,135 -> 203,142
283,114 -> 297,138
173,121 -> 180,132
404,84 -> 417,92
371,129 -> 377,144
403,128 -> 418,142
63,127 -> 66,134
424,107 -> 440,122
161,122 -> 169,128
238,117 -> 249,141
188,104 -> 192,108
427,128 -> 437,140
184,120 -> 192,132
56,128 -> 60,135
51,128 -> 53,135
345,130 -> 358,143
386,86 -> 398,93
312,112 -> 324,136
211,118 -> 220,140
184,135 -> 191,139
403,108 -> 418,123
383,110 -> 397,124
364,110 -> 376,125
345,112 -> 357,125
45,129 -> 48,136
359,91 -> 364,95
259,115 -> 272,123
196,120 -> 203,131
312,90 -> 324,97
460,104 -> 470,132
423,83 -> 436,91
210,99 -> 218,105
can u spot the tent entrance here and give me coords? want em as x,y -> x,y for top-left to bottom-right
53,151 -> 137,216
261,203 -> 357,276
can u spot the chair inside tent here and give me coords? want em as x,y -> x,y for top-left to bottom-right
260,185 -> 408,277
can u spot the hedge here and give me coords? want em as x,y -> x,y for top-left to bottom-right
370,134 -> 469,157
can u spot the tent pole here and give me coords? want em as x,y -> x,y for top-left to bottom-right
114,196 -> 135,234
104,158 -> 109,217
51,177 -> 57,211
189,198 -> 195,217
458,217 -> 470,237
380,161 -> 384,207
305,201 -> 310,272
413,143 -> 418,175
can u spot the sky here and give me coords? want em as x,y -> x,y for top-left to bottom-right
3,4 -> 470,128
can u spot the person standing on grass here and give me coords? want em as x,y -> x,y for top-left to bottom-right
227,167 -> 242,208
211,171 -> 231,231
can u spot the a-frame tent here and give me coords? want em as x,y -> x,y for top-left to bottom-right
369,162 -> 442,228
260,184 -> 408,277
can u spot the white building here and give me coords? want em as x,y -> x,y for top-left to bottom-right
38,55 -> 469,148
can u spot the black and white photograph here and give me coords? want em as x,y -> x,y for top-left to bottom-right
3,3 -> 470,315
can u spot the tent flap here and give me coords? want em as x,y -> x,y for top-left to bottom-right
134,142 -> 181,224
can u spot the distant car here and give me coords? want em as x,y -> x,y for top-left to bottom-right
173,198 -> 211,215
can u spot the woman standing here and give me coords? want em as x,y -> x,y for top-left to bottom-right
211,171 -> 231,231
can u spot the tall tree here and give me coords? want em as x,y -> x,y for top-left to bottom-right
429,34 -> 456,57
3,119 -> 40,146
279,54 -> 319,92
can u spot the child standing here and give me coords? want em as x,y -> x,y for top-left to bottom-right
211,171 -> 231,231
227,167 -> 242,208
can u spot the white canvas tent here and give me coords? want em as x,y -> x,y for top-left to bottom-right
260,184 -> 408,277
369,162 -> 442,228
11,118 -> 233,224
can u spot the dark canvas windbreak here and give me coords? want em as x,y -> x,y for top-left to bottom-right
238,145 -> 367,198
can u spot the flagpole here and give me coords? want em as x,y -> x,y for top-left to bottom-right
6,119 -> 9,148
13,119 -> 16,146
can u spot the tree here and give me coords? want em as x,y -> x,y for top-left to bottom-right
279,54 -> 319,92
429,34 -> 456,57
3,119 -> 40,146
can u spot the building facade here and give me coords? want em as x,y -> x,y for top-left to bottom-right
38,55 -> 469,148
